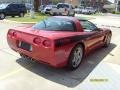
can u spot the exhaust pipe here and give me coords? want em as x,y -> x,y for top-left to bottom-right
20,53 -> 35,62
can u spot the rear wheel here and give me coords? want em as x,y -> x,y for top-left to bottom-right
68,45 -> 83,70
104,34 -> 111,47
0,13 -> 5,20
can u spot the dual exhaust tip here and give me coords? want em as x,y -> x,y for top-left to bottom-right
20,54 -> 35,62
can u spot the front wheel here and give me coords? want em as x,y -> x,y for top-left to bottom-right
68,45 -> 83,70
0,13 -> 5,20
104,34 -> 111,47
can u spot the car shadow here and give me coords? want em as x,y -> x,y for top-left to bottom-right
16,43 -> 116,88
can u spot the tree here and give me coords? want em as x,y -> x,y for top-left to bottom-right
34,0 -> 40,12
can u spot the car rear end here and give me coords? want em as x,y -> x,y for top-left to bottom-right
7,17 -> 79,68
7,29 -> 58,67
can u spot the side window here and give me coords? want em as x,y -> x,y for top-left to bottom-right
80,20 -> 97,32
61,21 -> 75,31
64,4 -> 69,8
57,4 -> 63,8
9,4 -> 18,9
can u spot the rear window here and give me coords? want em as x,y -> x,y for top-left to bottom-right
0,4 -> 8,9
32,17 -> 75,31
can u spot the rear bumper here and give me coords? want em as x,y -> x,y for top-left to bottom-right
7,35 -> 67,68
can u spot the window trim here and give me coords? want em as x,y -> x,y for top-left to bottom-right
79,20 -> 98,32
33,18 -> 77,32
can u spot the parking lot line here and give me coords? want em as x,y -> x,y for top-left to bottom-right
0,68 -> 23,80
0,64 -> 33,81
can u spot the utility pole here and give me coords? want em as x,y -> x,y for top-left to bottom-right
41,0 -> 43,5
115,0 -> 118,12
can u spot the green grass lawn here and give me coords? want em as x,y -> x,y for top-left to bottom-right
6,12 -> 95,23
7,13 -> 48,23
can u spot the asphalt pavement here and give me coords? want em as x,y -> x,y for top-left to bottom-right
0,16 -> 120,90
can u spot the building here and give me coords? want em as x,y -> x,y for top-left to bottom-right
118,0 -> 120,11
65,0 -> 107,9
34,0 -> 64,11
116,0 -> 120,11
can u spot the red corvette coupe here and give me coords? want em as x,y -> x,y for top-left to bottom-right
7,16 -> 112,70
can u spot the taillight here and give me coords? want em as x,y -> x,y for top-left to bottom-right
8,30 -> 17,37
33,37 -> 41,45
33,37 -> 52,47
42,40 -> 52,47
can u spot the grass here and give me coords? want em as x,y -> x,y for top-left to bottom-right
112,11 -> 120,14
7,12 -> 48,23
6,12 -> 95,23
91,12 -> 104,16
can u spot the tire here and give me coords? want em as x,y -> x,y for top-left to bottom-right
50,12 -> 54,16
19,12 -> 24,17
0,13 -> 5,20
72,12 -> 75,17
12,16 -> 15,18
68,45 -> 83,70
104,34 -> 111,47
67,11 -> 70,16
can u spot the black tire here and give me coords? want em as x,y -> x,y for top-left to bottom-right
104,34 -> 111,47
0,13 -> 5,20
50,12 -> 55,16
12,16 -> 15,18
72,12 -> 75,17
19,12 -> 24,17
59,13 -> 62,16
67,45 -> 83,70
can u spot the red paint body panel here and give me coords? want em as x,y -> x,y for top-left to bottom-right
7,16 -> 112,68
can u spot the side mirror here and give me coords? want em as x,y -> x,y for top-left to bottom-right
94,28 -> 103,31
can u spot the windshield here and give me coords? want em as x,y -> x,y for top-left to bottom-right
0,4 -> 8,9
32,17 -> 75,31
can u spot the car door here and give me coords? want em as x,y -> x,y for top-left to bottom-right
4,4 -> 11,15
80,20 -> 104,50
7,4 -> 18,15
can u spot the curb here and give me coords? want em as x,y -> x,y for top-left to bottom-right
103,41 -> 120,61
101,25 -> 120,28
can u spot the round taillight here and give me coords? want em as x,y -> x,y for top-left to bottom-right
13,32 -> 17,37
42,40 -> 52,47
33,37 -> 41,45
8,30 -> 17,37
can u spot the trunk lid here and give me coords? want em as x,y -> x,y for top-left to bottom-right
11,25 -> 81,40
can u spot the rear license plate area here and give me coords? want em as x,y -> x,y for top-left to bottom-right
18,41 -> 32,51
